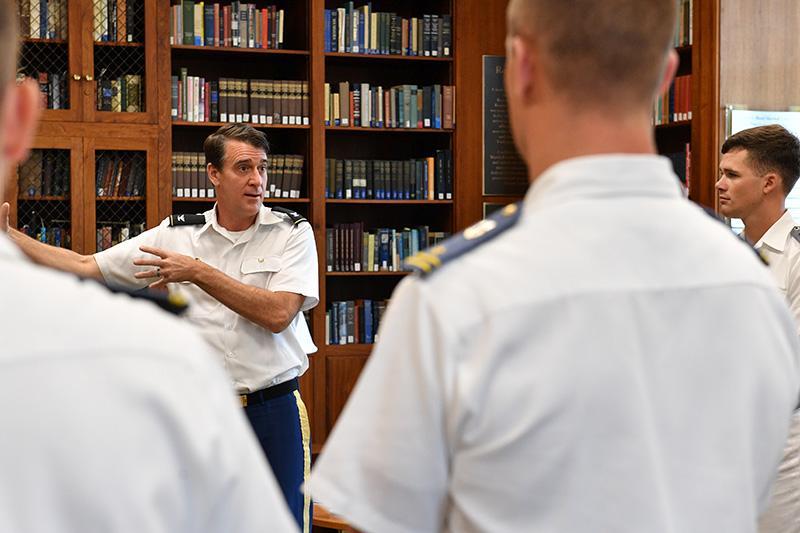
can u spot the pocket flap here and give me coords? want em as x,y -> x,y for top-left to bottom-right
241,255 -> 281,274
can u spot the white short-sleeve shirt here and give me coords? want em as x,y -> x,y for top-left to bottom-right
0,235 -> 298,533
753,211 -> 800,533
94,205 -> 319,393
308,155 -> 800,533
756,210 -> 800,335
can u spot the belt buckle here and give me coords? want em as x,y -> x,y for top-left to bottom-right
240,394 -> 248,408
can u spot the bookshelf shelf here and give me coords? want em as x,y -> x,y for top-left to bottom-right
172,120 -> 310,130
326,126 -> 454,133
325,344 -> 374,356
171,197 -> 311,203
93,41 -> 145,48
96,197 -> 145,201
18,196 -> 68,201
172,45 -> 310,56
325,52 -> 453,62
326,199 -> 453,205
22,38 -> 66,45
655,120 -> 692,130
326,271 -> 411,277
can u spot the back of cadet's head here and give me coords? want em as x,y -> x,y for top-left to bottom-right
506,0 -> 676,109
203,123 -> 270,170
722,124 -> 800,196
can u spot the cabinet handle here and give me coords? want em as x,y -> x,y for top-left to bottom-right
72,74 -> 81,81
85,74 -> 93,82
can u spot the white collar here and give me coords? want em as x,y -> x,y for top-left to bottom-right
755,210 -> 796,252
198,204 -> 283,240
523,154 -> 683,214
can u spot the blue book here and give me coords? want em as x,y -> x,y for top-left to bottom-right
338,302 -> 348,344
330,304 -> 339,345
378,229 -> 390,270
358,9 -> 365,53
40,0 -> 48,40
364,300 -> 373,343
324,9 -> 331,52
203,4 -> 214,46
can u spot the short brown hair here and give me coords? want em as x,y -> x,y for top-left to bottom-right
722,125 -> 800,196
507,0 -> 676,108
203,123 -> 270,170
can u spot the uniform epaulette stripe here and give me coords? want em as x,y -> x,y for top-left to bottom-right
405,256 -> 434,273
415,250 -> 442,267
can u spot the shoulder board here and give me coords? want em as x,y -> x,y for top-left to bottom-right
169,213 -> 206,226
404,202 -> 522,278
792,226 -> 800,243
93,280 -> 189,316
270,206 -> 308,226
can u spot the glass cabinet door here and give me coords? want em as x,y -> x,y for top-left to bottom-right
84,136 -> 158,252
17,0 -> 84,121
83,0 -> 158,123
9,137 -> 86,251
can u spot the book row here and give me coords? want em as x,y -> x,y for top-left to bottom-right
18,0 -> 68,40
97,74 -> 143,113
653,74 -> 692,125
172,73 -> 309,125
325,82 -> 455,130
324,6 -> 452,57
171,1 -> 285,49
325,152 -> 453,200
326,299 -> 388,346
171,151 -> 304,199
28,71 -> 67,110
18,151 -> 70,197
19,220 -> 71,249
96,222 -> 145,251
673,0 -> 692,48
96,155 -> 146,197
326,224 -> 449,273
93,0 -> 143,42
665,143 -> 691,193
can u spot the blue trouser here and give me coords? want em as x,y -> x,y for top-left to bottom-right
245,390 -> 312,532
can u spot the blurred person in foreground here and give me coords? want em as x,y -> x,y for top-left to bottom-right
0,2 -> 297,530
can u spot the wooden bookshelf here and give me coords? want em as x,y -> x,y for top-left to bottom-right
325,51 -> 453,62
172,120 -> 311,129
172,44 -> 310,55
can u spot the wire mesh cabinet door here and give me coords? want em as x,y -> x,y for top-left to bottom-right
84,134 -> 158,252
17,0 -> 84,122
11,136 -> 86,251
82,0 -> 158,124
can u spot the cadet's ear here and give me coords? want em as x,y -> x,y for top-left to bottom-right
763,172 -> 781,196
505,35 -> 538,107
656,49 -> 679,98
208,162 -> 221,187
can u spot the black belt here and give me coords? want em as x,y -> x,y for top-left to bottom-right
240,378 -> 298,408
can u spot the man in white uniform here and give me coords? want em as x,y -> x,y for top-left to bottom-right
717,124 -> 800,533
0,4 -> 297,531
3,123 -> 318,530
308,1 -> 800,532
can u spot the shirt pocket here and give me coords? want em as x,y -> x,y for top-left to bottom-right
241,255 -> 281,288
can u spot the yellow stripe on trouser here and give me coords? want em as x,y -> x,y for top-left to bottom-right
294,391 -> 312,533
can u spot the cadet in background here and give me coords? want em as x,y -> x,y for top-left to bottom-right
717,124 -> 800,533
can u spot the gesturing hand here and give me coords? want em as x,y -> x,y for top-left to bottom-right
133,245 -> 202,290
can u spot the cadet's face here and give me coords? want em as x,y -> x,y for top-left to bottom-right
213,140 -> 268,218
716,149 -> 764,219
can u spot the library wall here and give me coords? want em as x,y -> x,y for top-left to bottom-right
720,0 -> 800,110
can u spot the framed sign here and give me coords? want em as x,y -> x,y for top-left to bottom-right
482,55 -> 528,196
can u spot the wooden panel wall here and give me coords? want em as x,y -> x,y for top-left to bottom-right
720,0 -> 800,110
454,0 -> 510,229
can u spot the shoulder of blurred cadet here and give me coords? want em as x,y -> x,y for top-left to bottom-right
404,203 -> 522,279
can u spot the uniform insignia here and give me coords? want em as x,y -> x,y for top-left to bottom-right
791,226 -> 800,244
404,202 -> 522,277
169,213 -> 206,226
271,206 -> 309,226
